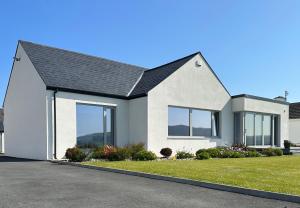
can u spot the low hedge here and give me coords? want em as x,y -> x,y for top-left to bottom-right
176,151 -> 194,159
132,150 -> 157,161
196,151 -> 211,160
262,148 -> 283,157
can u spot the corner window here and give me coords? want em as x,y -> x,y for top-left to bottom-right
168,106 -> 220,137
76,103 -> 114,148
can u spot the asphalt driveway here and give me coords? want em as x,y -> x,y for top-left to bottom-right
0,155 -> 299,208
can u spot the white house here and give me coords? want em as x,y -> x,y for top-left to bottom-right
289,103 -> 300,144
3,41 -> 289,160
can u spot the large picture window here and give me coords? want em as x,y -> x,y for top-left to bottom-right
168,106 -> 220,137
76,103 -> 114,148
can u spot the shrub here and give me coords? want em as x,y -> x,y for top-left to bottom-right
230,151 -> 245,158
273,148 -> 283,156
175,151 -> 194,159
284,140 -> 291,149
196,148 -> 221,158
207,148 -> 222,158
126,143 -> 145,158
91,145 -> 117,159
132,150 -> 157,161
196,151 -> 211,160
107,148 -> 131,161
220,149 -> 234,158
262,148 -> 283,157
65,147 -> 86,162
245,150 -> 261,157
160,148 -> 172,158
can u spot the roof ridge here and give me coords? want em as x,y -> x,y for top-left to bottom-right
146,51 -> 200,72
19,40 -> 148,70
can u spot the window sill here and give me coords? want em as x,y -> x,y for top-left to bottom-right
167,136 -> 221,140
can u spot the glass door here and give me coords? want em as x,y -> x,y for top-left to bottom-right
255,114 -> 263,145
263,115 -> 272,145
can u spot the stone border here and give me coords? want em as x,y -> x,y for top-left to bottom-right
50,160 -> 300,204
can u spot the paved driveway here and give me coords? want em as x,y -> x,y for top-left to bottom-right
0,155 -> 299,208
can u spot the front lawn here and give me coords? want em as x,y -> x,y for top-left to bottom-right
83,156 -> 300,196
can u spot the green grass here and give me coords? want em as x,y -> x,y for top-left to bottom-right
83,156 -> 300,196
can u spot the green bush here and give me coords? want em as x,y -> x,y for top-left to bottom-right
132,150 -> 157,161
262,148 -> 283,157
160,148 -> 172,158
245,150 -> 261,157
126,143 -> 145,158
107,148 -> 131,161
65,147 -> 86,162
220,150 -> 234,158
230,151 -> 245,158
91,147 -> 106,159
196,148 -> 220,157
176,151 -> 194,159
196,151 -> 211,160
273,148 -> 283,156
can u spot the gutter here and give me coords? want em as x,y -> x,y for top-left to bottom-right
53,89 -> 58,159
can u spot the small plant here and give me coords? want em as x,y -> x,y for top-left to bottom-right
196,151 -> 211,160
107,148 -> 131,161
230,151 -> 245,158
160,148 -> 172,158
175,151 -> 194,159
262,148 -> 283,157
132,150 -> 157,161
65,147 -> 86,162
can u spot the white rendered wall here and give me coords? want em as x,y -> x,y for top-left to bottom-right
4,44 -> 48,160
232,97 -> 289,147
48,91 -> 130,159
289,119 -> 300,144
0,133 -> 3,153
129,97 -> 148,147
147,54 -> 233,155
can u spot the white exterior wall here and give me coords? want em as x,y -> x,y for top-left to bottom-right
129,97 -> 148,147
147,54 -> 233,155
0,133 -> 4,153
232,97 -> 289,147
4,44 -> 48,160
289,119 -> 300,144
47,91 -> 131,159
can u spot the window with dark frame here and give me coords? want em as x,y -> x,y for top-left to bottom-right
168,106 -> 220,137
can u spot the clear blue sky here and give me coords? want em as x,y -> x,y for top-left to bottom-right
1,0 -> 300,106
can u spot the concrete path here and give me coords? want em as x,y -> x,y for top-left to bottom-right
0,155 -> 299,208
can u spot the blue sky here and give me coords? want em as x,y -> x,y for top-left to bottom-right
1,0 -> 300,105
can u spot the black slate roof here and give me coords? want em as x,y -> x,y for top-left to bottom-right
19,41 -> 199,99
129,52 -> 199,97
0,108 -> 3,132
290,102 -> 300,119
20,41 -> 146,98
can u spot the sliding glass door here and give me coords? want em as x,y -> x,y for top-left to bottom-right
244,112 -> 277,146
76,103 -> 114,148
